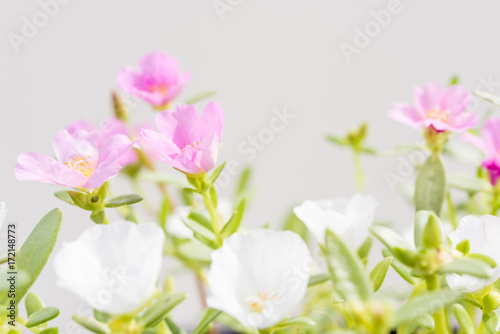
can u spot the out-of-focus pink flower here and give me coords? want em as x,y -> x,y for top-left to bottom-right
116,52 -> 191,109
464,117 -> 500,185
101,118 -> 137,166
141,102 -> 224,175
15,121 -> 133,189
389,82 -> 478,132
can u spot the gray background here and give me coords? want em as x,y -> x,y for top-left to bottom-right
1,0 -> 500,331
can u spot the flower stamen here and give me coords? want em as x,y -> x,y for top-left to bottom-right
65,155 -> 96,178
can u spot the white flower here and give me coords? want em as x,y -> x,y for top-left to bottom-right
166,199 -> 233,239
0,202 -> 7,232
446,215 -> 500,293
207,229 -> 311,330
293,193 -> 377,249
53,221 -> 165,315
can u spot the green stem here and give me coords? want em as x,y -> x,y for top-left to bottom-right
446,191 -> 458,229
426,275 -> 449,334
353,150 -> 364,193
475,320 -> 485,334
202,190 -> 222,246
491,189 -> 499,215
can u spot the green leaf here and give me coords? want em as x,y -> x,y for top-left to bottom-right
482,312 -> 500,334
438,258 -> 492,278
93,309 -> 111,323
141,292 -> 187,328
273,316 -> 316,330
415,154 -> 446,215
369,257 -> 392,292
448,75 -> 459,86
90,209 -> 106,224
235,165 -> 252,196
25,293 -> 44,317
39,328 -> 58,334
382,249 -> 416,285
475,90 -> 500,107
165,318 -> 186,334
392,247 -> 417,267
68,191 -> 94,210
184,90 -> 217,105
456,239 -> 470,255
188,211 -> 212,230
467,253 -> 497,268
209,186 -> 217,208
415,314 -> 434,330
452,304 -> 474,334
26,307 -> 60,328
324,229 -> 372,301
448,172 -> 492,193
72,315 -> 110,334
182,218 -> 216,242
104,194 -> 143,208
191,308 -> 222,334
357,235 -> 372,261
422,215 -> 442,249
326,134 -> 348,146
221,199 -> 246,239
177,240 -> 212,263
54,191 -> 75,205
308,274 -> 330,287
283,211 -> 308,244
370,225 -> 412,252
15,209 -> 62,303
210,161 -> 226,185
392,289 -> 461,325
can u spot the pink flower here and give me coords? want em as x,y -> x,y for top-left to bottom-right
389,82 -> 478,132
15,121 -> 133,189
117,52 -> 191,109
141,102 -> 224,175
464,117 -> 500,185
101,118 -> 138,166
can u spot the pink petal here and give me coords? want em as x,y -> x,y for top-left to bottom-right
463,133 -> 489,155
441,85 -> 471,114
15,152 -> 87,187
139,52 -> 179,86
483,117 -> 500,155
171,145 -> 203,174
447,112 -> 478,132
98,134 -> 134,165
201,102 -> 224,139
388,103 -> 423,129
140,128 -> 181,158
53,129 -> 99,164
83,151 -> 121,189
163,72 -> 192,102
116,66 -> 141,93
156,105 -> 202,149
197,134 -> 220,172
66,120 -> 95,134
414,82 -> 446,112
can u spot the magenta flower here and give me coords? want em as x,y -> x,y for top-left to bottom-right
464,117 -> 500,185
389,82 -> 478,132
141,102 -> 224,175
15,121 -> 133,189
117,52 -> 191,109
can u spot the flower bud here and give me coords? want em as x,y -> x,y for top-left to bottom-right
483,289 -> 500,311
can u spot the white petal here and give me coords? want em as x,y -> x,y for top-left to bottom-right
53,221 -> 165,315
207,229 -> 311,329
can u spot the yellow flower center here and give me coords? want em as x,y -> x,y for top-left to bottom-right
148,83 -> 168,95
65,155 -> 96,178
181,141 -> 200,153
248,292 -> 276,313
426,108 -> 450,123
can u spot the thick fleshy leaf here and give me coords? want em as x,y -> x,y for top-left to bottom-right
72,315 -> 110,334
209,161 -> 226,185
54,191 -> 75,205
370,225 -> 412,252
392,289 -> 461,325
382,249 -> 416,285
369,257 -> 392,292
191,308 -> 222,334
273,316 -> 316,330
448,172 -> 492,193
15,209 -> 62,303
452,304 -> 474,334
104,194 -> 143,208
475,90 -> 500,107
220,199 -> 245,239
308,274 -> 331,287
482,312 -> 500,334
141,293 -> 187,328
438,258 -> 492,278
324,229 -> 372,301
25,293 -> 44,317
26,307 -> 60,328
415,154 -> 446,215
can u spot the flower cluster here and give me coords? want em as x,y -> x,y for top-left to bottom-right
5,53 -> 500,334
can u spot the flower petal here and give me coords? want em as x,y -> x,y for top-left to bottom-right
201,102 -> 224,139
156,104 -> 202,149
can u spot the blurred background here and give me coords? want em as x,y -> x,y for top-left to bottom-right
1,0 -> 500,331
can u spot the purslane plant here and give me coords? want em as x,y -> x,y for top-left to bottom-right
3,53 -> 500,334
